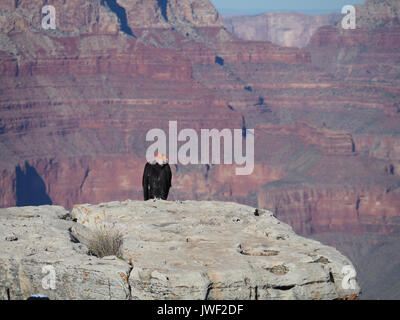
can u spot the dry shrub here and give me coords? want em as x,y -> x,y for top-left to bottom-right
87,225 -> 124,259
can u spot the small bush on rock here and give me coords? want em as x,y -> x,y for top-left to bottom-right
87,225 -> 124,258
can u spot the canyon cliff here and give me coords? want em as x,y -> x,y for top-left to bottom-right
224,12 -> 342,48
0,0 -> 399,299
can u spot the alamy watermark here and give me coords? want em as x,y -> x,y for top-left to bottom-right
341,265 -> 357,290
342,5 -> 356,30
146,121 -> 255,175
41,265 -> 56,290
42,5 -> 56,30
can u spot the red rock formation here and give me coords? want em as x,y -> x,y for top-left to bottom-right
119,0 -> 223,28
257,122 -> 355,155
307,0 -> 400,82
1,0 -> 119,34
0,51 -> 17,76
259,184 -> 400,235
355,0 -> 400,29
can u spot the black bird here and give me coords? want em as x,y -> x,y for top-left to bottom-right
142,154 -> 172,201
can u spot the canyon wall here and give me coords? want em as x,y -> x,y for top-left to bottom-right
224,12 -> 342,48
1,0 -> 399,233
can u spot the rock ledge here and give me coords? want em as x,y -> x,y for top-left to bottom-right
0,200 -> 360,300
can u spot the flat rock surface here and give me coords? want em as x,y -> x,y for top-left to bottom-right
0,205 -> 132,300
70,200 -> 360,300
0,200 -> 360,299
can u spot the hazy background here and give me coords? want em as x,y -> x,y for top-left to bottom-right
210,0 -> 365,15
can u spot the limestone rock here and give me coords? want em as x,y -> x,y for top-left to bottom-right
71,200 -> 361,300
0,205 -> 132,300
0,200 -> 360,299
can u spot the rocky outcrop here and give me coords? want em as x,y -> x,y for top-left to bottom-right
0,201 -> 360,300
0,0 -> 120,35
118,0 -> 223,29
354,0 -> 400,29
224,12 -> 341,48
0,205 -> 132,300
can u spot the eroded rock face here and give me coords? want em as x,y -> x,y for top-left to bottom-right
118,0 -> 223,29
307,0 -> 400,80
0,205 -> 132,300
355,0 -> 400,29
0,0 -> 120,35
0,201 -> 360,300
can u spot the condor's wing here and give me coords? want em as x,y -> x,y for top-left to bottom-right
165,164 -> 172,189
161,164 -> 172,199
142,163 -> 151,201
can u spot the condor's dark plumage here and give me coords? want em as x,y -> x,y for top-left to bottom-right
142,162 -> 172,201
